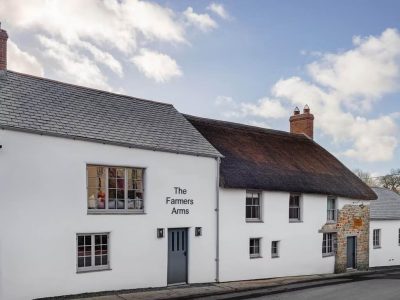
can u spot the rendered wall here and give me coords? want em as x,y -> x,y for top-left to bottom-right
219,189 -> 338,282
0,130 -> 218,300
370,220 -> 400,267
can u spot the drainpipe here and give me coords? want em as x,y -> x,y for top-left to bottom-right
215,157 -> 221,282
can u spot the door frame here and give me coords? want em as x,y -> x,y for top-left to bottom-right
346,235 -> 357,269
167,227 -> 189,285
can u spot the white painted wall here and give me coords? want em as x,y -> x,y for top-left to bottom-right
219,189 -> 339,282
370,220 -> 400,267
0,130 -> 218,300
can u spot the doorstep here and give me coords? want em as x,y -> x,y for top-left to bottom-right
36,267 -> 400,300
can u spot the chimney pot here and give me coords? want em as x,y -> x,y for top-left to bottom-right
289,105 -> 314,139
0,23 -> 8,71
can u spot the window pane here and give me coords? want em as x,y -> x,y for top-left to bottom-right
85,257 -> 91,267
108,178 -> 116,188
102,255 -> 108,265
87,166 -> 106,210
108,199 -> 116,209
95,256 -> 101,266
78,257 -> 84,267
116,168 -> 124,178
117,189 -> 124,199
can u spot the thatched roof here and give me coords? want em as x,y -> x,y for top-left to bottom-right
186,115 -> 377,200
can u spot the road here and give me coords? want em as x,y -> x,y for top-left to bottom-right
197,270 -> 400,300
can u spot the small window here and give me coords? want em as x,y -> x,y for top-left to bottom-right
373,229 -> 381,248
322,233 -> 336,256
398,229 -> 400,245
246,191 -> 261,221
289,194 -> 301,221
77,233 -> 109,272
87,165 -> 144,213
271,241 -> 279,258
327,196 -> 337,222
249,238 -> 261,258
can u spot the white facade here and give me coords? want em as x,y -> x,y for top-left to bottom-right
0,130 -> 218,300
219,188 -> 365,282
370,220 -> 400,267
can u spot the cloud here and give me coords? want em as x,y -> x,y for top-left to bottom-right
38,35 -> 112,90
131,48 -> 182,83
7,40 -> 44,76
270,29 -> 400,162
241,98 -> 288,119
215,96 -> 287,119
307,28 -> 400,111
0,0 -> 186,54
207,3 -> 230,20
0,0 -> 201,83
183,7 -> 218,32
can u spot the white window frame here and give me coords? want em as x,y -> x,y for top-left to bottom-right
289,193 -> 302,222
246,191 -> 262,222
373,229 -> 381,248
87,165 -> 145,214
77,233 -> 110,273
249,238 -> 261,258
271,241 -> 280,258
322,233 -> 336,257
327,196 -> 337,223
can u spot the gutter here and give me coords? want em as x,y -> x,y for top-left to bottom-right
215,157 -> 221,282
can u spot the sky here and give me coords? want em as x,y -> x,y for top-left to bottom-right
0,0 -> 399,175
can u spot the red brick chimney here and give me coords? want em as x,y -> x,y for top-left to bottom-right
0,23 -> 8,71
289,105 -> 314,139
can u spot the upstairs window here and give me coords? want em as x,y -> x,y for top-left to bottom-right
327,196 -> 337,222
289,194 -> 301,221
322,233 -> 336,256
249,238 -> 261,258
87,165 -> 144,213
271,241 -> 280,258
373,229 -> 381,248
246,191 -> 261,221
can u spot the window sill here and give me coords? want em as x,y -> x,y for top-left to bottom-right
289,219 -> 303,223
250,255 -> 262,259
246,219 -> 263,223
373,246 -> 381,249
271,255 -> 279,259
87,210 -> 145,215
326,220 -> 337,224
322,253 -> 335,257
77,267 -> 111,274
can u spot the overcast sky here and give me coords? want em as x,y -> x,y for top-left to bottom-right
1,0 -> 399,175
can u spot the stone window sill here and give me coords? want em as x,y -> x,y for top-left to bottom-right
289,219 -> 303,223
322,253 -> 335,257
246,219 -> 264,223
250,255 -> 262,259
373,246 -> 381,249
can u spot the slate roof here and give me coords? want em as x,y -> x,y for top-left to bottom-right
370,187 -> 400,220
0,70 -> 220,158
186,115 -> 377,200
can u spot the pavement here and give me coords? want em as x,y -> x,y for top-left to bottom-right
45,267 -> 400,300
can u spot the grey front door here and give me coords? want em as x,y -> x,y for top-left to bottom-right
168,228 -> 188,284
347,236 -> 356,269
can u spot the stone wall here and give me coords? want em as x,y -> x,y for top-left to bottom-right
335,204 -> 370,273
